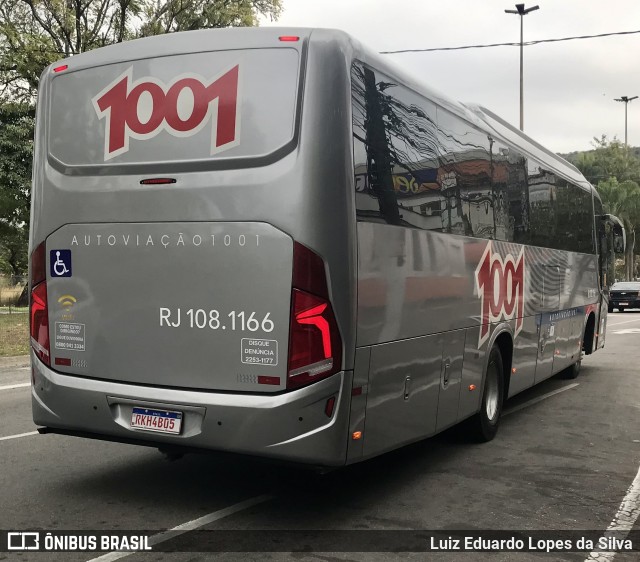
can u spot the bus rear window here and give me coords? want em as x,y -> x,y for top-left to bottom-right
47,48 -> 299,167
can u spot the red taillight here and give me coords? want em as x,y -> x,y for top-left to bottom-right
287,243 -> 342,390
53,64 -> 68,73
292,242 -> 329,299
30,242 -> 50,366
279,36 -> 300,42
30,281 -> 50,366
31,242 -> 46,286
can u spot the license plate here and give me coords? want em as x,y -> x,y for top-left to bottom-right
130,407 -> 182,434
619,302 -> 629,306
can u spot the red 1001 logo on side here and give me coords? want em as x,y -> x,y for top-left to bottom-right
475,241 -> 525,347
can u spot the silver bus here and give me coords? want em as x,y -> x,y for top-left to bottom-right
29,28 -> 624,466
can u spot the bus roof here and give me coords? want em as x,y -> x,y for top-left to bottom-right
44,26 -> 596,196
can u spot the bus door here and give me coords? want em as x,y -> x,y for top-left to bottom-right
535,265 -> 560,383
436,329 -> 465,432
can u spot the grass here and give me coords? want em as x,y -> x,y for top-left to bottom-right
0,311 -> 30,356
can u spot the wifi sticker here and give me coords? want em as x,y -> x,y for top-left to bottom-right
58,295 -> 77,308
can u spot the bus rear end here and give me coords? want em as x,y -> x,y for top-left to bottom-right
29,28 -> 356,466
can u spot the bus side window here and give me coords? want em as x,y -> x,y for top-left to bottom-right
555,180 -> 594,254
436,109 -> 494,239
527,159 -> 557,249
351,62 -> 443,231
504,146 -> 529,244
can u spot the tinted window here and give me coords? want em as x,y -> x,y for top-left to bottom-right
436,109 -> 493,238
351,62 -> 593,253
486,140 -> 529,243
352,63 -> 443,230
526,158 -> 594,253
556,180 -> 594,253
527,159 -> 557,249
505,147 -> 530,244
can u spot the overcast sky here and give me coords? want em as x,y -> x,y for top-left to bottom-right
262,0 -> 640,153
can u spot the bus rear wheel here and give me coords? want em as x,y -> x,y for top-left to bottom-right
562,358 -> 581,379
467,345 -> 504,442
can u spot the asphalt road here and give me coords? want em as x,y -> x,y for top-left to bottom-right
1,312 -> 639,562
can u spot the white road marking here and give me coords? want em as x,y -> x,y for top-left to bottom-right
503,384 -> 579,417
612,328 -> 640,335
585,463 -> 640,561
85,494 -> 274,562
608,317 -> 640,327
0,382 -> 30,391
0,431 -> 38,441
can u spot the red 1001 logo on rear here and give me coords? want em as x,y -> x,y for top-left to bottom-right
92,65 -> 240,160
475,242 -> 525,347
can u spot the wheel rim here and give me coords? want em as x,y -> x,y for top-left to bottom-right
485,363 -> 499,422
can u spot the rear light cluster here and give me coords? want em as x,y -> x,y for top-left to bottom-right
287,243 -> 342,390
30,241 -> 50,366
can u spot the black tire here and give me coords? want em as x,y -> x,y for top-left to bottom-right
562,359 -> 581,379
467,345 -> 504,442
608,304 -> 613,313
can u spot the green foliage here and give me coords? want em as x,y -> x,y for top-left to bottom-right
579,138 -> 640,280
139,0 -> 282,37
0,225 -> 28,275
596,177 -> 640,220
573,135 -> 640,186
0,103 -> 33,226
0,0 -> 282,101
0,103 -> 33,275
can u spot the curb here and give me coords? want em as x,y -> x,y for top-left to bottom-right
0,355 -> 30,369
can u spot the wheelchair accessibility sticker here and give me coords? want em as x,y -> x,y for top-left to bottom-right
50,249 -> 72,277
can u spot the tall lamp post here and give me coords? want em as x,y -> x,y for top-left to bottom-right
614,95 -> 638,146
505,3 -> 539,131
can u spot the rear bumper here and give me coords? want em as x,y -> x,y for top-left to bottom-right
610,299 -> 640,308
31,351 -> 352,467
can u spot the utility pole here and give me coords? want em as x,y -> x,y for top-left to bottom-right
505,3 -> 539,131
614,96 -> 638,146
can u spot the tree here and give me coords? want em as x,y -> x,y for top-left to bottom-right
575,136 -> 640,281
575,135 -> 640,186
139,0 -> 282,38
0,224 -> 28,276
0,0 -> 281,274
0,0 -> 282,101
0,103 -> 33,276
596,177 -> 640,280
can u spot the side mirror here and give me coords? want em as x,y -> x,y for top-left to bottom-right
603,214 -> 626,254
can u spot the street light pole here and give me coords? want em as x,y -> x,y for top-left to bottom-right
614,95 -> 638,146
505,3 -> 539,131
